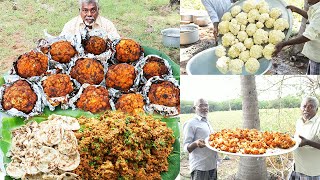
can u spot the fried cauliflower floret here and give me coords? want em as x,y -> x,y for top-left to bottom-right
115,93 -> 145,114
256,21 -> 264,29
76,86 -> 111,113
269,30 -> 285,44
244,38 -> 254,49
273,18 -> 289,31
143,56 -> 169,80
70,58 -> 104,85
229,59 -> 244,75
242,0 -> 256,13
265,18 -> 275,28
246,24 -> 257,36
84,36 -> 107,55
16,51 -> 48,78
229,19 -> 240,35
253,29 -> 269,45
231,5 -> 242,17
222,32 -> 236,47
245,58 -> 260,74
215,45 -> 227,57
250,45 -> 264,59
218,21 -> 230,34
105,63 -> 136,91
50,41 -> 77,63
263,43 -> 275,60
236,12 -> 248,25
2,80 -> 37,113
248,9 -> 260,23
221,12 -> 232,21
116,39 -> 142,63
239,50 -> 250,62
148,81 -> 179,107
42,74 -> 74,98
216,56 -> 230,74
258,13 -> 270,23
269,8 -> 282,19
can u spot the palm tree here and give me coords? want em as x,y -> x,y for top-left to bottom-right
236,75 -> 267,180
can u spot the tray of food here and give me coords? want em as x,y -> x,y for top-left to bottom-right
205,128 -> 299,157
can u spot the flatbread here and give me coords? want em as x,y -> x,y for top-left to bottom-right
57,130 -> 78,155
58,151 -> 80,171
36,146 -> 59,173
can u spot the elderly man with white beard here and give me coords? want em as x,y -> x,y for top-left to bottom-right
183,98 -> 218,180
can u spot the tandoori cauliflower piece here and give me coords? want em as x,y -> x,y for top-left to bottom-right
105,63 -> 136,91
115,39 -> 143,63
263,43 -> 276,60
250,45 -> 264,59
142,56 -> 169,80
70,58 -> 104,85
16,51 -> 48,78
50,41 -> 77,63
115,93 -> 145,114
245,58 -> 260,74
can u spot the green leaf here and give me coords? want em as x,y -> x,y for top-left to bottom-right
161,153 -> 180,180
162,117 -> 180,139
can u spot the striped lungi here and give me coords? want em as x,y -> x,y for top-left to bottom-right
191,169 -> 217,180
307,60 -> 320,75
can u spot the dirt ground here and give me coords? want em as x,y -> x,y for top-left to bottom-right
180,23 -> 309,75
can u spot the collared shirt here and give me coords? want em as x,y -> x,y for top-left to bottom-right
60,15 -> 120,40
302,1 -> 320,62
294,115 -> 320,176
201,0 -> 231,23
183,115 -> 217,173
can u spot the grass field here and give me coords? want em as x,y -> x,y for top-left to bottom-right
0,0 -> 179,74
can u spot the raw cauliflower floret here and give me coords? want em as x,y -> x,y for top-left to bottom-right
229,59 -> 244,75
248,9 -> 260,23
237,31 -> 248,42
236,12 -> 248,25
234,42 -> 246,52
258,13 -> 270,23
245,58 -> 260,74
222,12 -> 233,21
250,45 -> 263,59
222,32 -> 236,47
269,30 -> 285,44
229,19 -> 241,35
216,56 -> 231,74
241,25 -> 246,31
228,45 -> 241,58
256,0 -> 268,10
269,8 -> 282,19
263,43 -> 275,60
218,21 -> 230,34
246,24 -> 257,36
273,18 -> 289,31
242,0 -> 256,13
256,21 -> 264,29
239,50 -> 250,62
231,5 -> 242,17
259,5 -> 270,14
215,45 -> 227,57
231,38 -> 240,46
253,29 -> 268,45
244,38 -> 254,49
265,18 -> 275,28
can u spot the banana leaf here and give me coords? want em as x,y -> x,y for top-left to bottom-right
0,46 -> 180,180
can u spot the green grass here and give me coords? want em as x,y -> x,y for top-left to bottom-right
0,0 -> 179,74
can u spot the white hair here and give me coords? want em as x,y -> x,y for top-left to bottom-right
79,0 -> 99,8
301,96 -> 319,110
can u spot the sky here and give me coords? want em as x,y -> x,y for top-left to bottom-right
180,75 -> 319,102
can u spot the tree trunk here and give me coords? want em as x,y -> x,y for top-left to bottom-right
236,75 -> 267,180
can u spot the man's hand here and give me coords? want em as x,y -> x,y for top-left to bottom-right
213,22 -> 219,46
286,5 -> 298,13
196,139 -> 206,148
299,135 -> 309,147
272,42 -> 285,57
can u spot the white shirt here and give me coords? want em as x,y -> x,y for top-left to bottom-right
201,0 -> 232,23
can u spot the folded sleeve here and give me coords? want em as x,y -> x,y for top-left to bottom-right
183,121 -> 195,153
303,13 -> 320,41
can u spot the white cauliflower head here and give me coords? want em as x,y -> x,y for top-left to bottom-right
229,19 -> 241,35
258,13 -> 270,23
218,21 -> 230,34
265,18 -> 275,28
231,5 -> 242,17
273,18 -> 289,31
263,43 -> 275,60
248,9 -> 260,23
269,8 -> 282,19
241,25 -> 247,31
215,45 -> 227,58
242,0 -> 256,13
269,30 -> 285,44
236,12 -> 248,25
250,45 -> 264,59
246,23 -> 257,36
253,29 -> 269,45
222,32 -> 236,47
234,42 -> 246,52
222,12 -> 233,21
256,0 -> 268,10
230,59 -> 244,75
237,31 -> 248,42
216,56 -> 231,74
259,5 -> 270,14
228,45 -> 241,58
256,21 -> 264,29
244,38 -> 254,49
245,58 -> 260,74
239,50 -> 250,62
